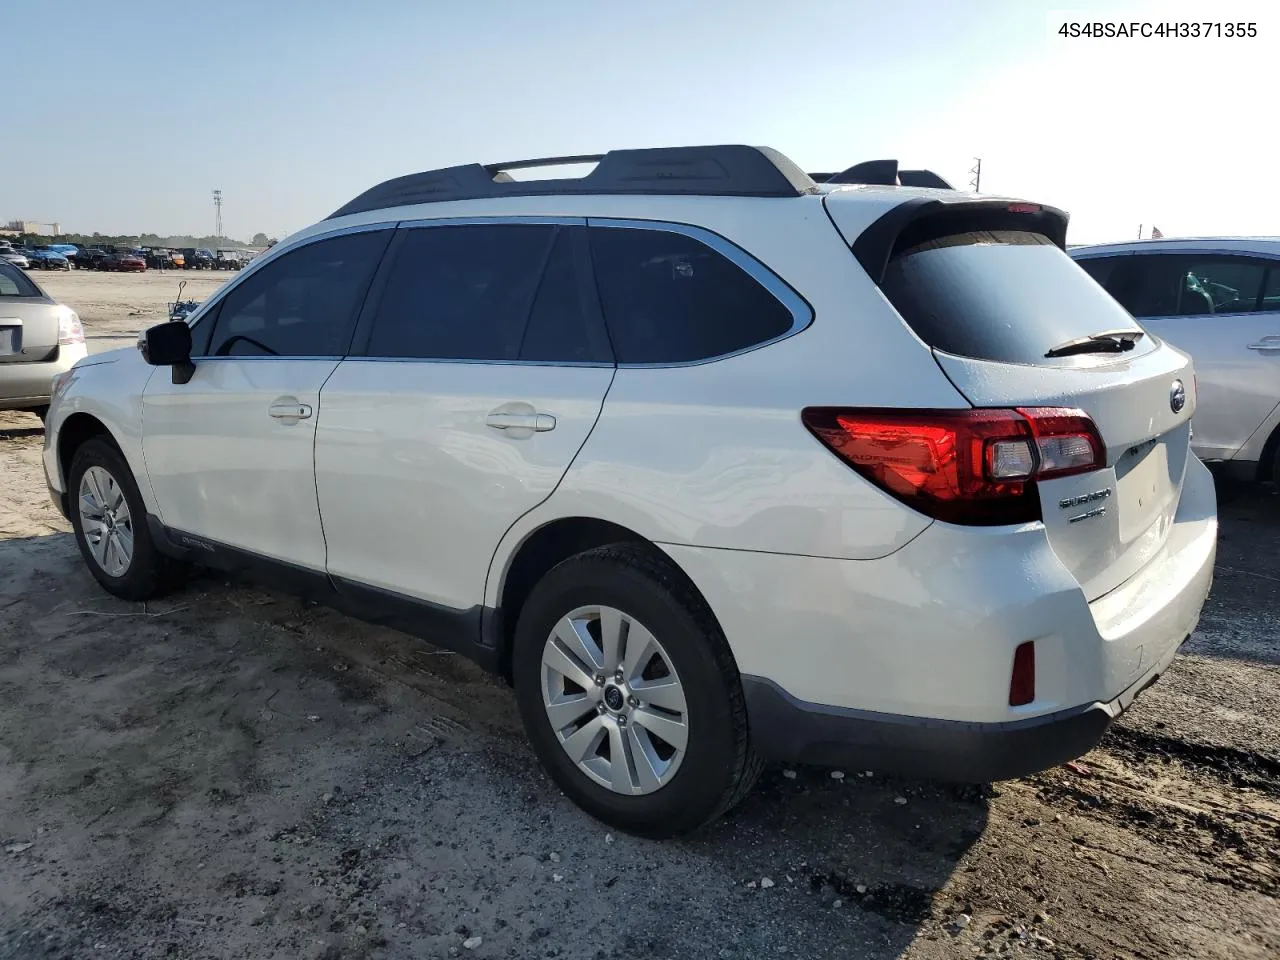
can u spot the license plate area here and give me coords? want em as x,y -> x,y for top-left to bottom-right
0,323 -> 22,358
1114,437 -> 1173,542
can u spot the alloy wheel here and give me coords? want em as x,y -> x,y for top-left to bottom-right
540,605 -> 690,795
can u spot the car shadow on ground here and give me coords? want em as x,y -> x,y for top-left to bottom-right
0,531 -> 987,960
0,424 -> 44,440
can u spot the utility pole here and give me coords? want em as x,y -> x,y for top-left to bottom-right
1137,224 -> 1143,239
212,189 -> 224,240
968,158 -> 982,193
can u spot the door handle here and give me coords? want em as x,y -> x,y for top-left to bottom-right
485,412 -> 556,432
268,398 -> 313,421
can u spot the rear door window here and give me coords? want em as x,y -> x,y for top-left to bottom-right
880,231 -> 1150,365
588,226 -> 797,364
361,223 -> 556,362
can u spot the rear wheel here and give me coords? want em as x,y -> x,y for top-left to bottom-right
68,437 -> 187,601
512,544 -> 761,837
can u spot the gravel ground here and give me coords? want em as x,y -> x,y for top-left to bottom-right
0,274 -> 1277,959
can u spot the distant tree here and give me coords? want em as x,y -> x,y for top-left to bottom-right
252,232 -> 269,246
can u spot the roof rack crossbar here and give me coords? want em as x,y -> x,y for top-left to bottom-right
482,154 -> 606,173
326,145 -> 818,219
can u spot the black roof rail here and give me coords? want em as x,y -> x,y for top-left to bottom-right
809,160 -> 955,190
327,145 -> 818,219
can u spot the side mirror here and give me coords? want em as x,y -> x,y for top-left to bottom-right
142,321 -> 195,384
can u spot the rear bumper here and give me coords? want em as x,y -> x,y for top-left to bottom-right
0,344 -> 87,409
662,458 -> 1216,779
742,633 -> 1184,781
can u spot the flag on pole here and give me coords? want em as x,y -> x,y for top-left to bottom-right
1151,226 -> 1164,239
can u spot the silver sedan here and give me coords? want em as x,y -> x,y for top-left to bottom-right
0,262 -> 88,420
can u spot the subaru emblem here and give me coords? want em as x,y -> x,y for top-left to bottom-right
1170,379 -> 1186,414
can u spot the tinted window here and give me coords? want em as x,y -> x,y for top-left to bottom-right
364,224 -> 554,361
589,227 -> 794,364
519,229 -> 610,363
1263,264 -> 1280,311
881,231 -> 1149,365
204,231 -> 388,358
1179,257 -> 1270,315
1076,255 -> 1122,288
0,262 -> 41,297
1106,255 -> 1185,318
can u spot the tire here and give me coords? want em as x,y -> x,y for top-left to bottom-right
512,543 -> 762,838
68,437 -> 187,601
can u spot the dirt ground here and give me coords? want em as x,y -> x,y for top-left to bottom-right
1,274 -> 1278,959
30,270 -> 237,357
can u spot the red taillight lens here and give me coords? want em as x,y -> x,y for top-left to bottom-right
1009,641 -> 1036,706
801,406 -> 1104,526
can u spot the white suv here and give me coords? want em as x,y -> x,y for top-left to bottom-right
44,146 -> 1217,837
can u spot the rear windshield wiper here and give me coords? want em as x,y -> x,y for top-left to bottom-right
1045,329 -> 1145,358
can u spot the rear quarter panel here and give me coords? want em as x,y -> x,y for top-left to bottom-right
483,199 -> 972,608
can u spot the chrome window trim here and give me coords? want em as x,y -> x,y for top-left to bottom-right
336,357 -> 615,368
585,217 -> 814,369
187,215 -> 814,368
396,215 -> 587,229
186,220 -> 397,360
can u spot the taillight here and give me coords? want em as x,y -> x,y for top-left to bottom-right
58,309 -> 85,345
801,406 -> 1105,525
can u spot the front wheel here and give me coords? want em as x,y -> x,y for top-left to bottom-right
68,437 -> 188,601
512,544 -> 761,838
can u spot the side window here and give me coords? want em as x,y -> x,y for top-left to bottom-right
1262,265 -> 1280,312
204,230 -> 390,358
519,228 -> 611,363
588,226 -> 796,364
1075,256 -> 1121,289
363,224 -> 555,361
1178,257 -> 1270,316
1108,255 -> 1186,318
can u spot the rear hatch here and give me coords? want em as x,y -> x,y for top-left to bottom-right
825,195 -> 1195,601
0,266 -> 59,364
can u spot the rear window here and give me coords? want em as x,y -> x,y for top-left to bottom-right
881,231 -> 1149,365
0,262 -> 41,297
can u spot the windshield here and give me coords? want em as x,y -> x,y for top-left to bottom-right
0,262 -> 43,297
880,230 -> 1151,366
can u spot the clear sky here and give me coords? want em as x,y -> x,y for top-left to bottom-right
2,0 -> 1274,244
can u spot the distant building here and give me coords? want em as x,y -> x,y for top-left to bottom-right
4,220 -> 61,236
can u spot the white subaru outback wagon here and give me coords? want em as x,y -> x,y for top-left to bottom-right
44,146 -> 1217,837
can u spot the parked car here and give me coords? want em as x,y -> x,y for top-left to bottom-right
1071,237 -> 1280,482
0,249 -> 30,269
180,248 -> 215,270
43,146 -> 1217,837
79,247 -> 114,271
102,251 -> 146,273
29,249 -> 72,271
215,249 -> 245,270
0,260 -> 87,420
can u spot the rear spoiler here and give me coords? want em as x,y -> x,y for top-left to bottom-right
850,198 -> 1071,285
809,160 -> 954,190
